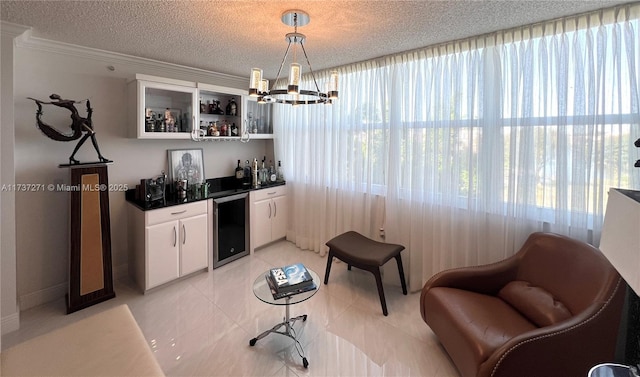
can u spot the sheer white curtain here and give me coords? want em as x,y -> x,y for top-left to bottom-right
274,64 -> 388,255
275,4 -> 640,291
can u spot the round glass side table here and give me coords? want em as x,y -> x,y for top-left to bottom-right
249,268 -> 320,368
588,363 -> 636,377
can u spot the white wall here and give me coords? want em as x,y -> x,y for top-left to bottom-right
9,34 -> 272,314
1,22 -> 30,337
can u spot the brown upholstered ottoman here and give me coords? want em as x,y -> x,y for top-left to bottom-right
324,231 -> 407,315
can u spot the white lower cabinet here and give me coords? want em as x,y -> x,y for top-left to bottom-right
178,213 -> 209,275
129,201 -> 209,292
145,220 -> 179,288
250,185 -> 287,253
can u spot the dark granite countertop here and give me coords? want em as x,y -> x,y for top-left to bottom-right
126,176 -> 286,211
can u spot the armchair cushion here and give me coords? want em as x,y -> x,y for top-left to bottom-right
424,287 -> 536,377
498,280 -> 572,327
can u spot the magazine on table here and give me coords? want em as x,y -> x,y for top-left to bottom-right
265,274 -> 317,299
265,262 -> 316,299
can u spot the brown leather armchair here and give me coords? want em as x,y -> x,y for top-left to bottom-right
420,232 -> 625,377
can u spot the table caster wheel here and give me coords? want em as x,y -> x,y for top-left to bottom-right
302,314 -> 307,321
249,338 -> 257,346
303,357 -> 309,368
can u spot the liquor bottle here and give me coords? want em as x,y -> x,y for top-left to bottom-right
252,158 -> 260,188
199,97 -> 206,113
214,100 -> 224,115
243,160 -> 251,187
260,157 -> 268,185
145,109 -> 155,132
164,108 -> 175,132
156,112 -> 165,132
231,122 -> 238,136
269,160 -> 276,182
235,159 -> 244,180
220,121 -> 228,136
276,161 -> 284,182
227,98 -> 237,116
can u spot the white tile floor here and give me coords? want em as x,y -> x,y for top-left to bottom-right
2,240 -> 460,377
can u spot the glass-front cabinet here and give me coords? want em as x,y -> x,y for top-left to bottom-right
129,74 -> 255,141
197,83 -> 246,140
129,74 -> 198,139
245,97 -> 274,139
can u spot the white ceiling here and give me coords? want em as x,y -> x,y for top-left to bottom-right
1,1 -> 633,80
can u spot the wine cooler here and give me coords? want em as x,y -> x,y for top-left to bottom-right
211,192 -> 249,268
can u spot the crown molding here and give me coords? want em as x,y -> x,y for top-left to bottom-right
0,21 -> 31,40
9,27 -> 247,89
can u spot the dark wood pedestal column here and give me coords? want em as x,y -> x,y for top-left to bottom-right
63,163 -> 115,313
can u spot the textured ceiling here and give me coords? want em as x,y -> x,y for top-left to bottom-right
1,0 -> 633,80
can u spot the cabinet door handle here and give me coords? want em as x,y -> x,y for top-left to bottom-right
171,210 -> 187,215
268,202 -> 272,219
273,201 -> 277,217
267,191 -> 277,195
182,224 -> 186,245
173,226 -> 177,247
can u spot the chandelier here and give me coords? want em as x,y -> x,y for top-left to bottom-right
249,10 -> 338,105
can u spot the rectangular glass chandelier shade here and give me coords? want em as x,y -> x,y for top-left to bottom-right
259,79 -> 269,93
249,68 -> 263,96
328,70 -> 339,99
288,63 -> 301,94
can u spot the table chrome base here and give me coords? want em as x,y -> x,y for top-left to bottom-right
249,297 -> 309,368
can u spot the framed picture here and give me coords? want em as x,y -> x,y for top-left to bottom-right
167,148 -> 205,184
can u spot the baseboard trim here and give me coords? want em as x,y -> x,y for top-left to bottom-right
19,282 -> 67,311
18,263 -> 128,311
1,311 -> 20,335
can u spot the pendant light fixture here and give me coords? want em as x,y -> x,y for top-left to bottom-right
249,10 -> 338,105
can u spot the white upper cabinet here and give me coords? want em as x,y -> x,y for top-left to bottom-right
245,96 -> 274,139
128,74 -> 251,140
196,83 -> 247,140
128,74 -> 198,139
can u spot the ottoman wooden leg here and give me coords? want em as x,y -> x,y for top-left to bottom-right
395,254 -> 408,295
324,251 -> 334,285
372,268 -> 388,316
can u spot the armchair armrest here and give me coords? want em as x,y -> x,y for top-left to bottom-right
423,253 -> 521,294
420,254 -> 521,325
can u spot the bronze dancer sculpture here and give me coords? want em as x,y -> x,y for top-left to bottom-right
28,94 -> 111,164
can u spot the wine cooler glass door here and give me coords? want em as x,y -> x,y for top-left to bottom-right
213,193 -> 249,268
